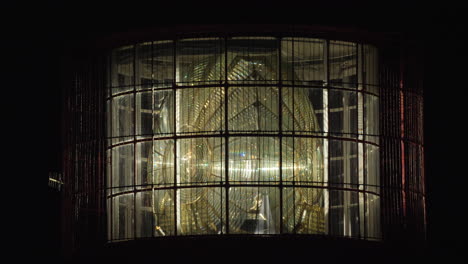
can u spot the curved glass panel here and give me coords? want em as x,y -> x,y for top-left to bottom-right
111,45 -> 134,93
228,37 -> 278,84
106,37 -> 380,241
177,38 -> 224,85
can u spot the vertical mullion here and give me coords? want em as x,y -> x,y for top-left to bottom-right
278,37 -> 283,234
342,54 -> 351,237
291,37 -> 296,230
323,39 -> 330,235
133,44 -> 137,239
108,52 -> 113,241
151,41 -> 155,238
357,44 -> 365,239
173,39 -> 178,236
224,36 -> 230,234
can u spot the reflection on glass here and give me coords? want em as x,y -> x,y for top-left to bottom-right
136,191 -> 153,238
365,94 -> 379,143
154,90 -> 174,136
136,141 -> 151,187
329,90 -> 358,138
112,94 -> 134,144
329,41 -> 357,88
366,144 -> 380,194
329,190 -> 360,237
363,45 -> 379,94
153,140 -> 174,186
154,189 -> 175,236
136,42 -> 152,88
111,45 -> 134,93
153,41 -> 174,88
136,91 -> 152,138
329,140 -> 358,186
112,144 -> 134,191
112,192 -> 134,240
366,193 -> 380,239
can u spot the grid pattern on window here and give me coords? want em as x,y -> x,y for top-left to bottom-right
106,37 -> 381,241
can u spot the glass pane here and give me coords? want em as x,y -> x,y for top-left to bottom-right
359,192 -> 365,238
136,42 -> 152,88
136,191 -> 153,238
228,37 -> 278,83
281,38 -> 325,85
178,137 -> 225,186
154,89 -> 174,137
107,198 -> 112,240
111,94 -> 134,144
229,187 -> 280,234
366,193 -> 381,239
282,187 -> 325,234
329,140 -> 358,186
154,189 -> 175,236
136,141 -> 152,188
112,193 -> 134,240
112,144 -> 134,191
282,87 -> 323,135
329,41 -> 357,88
153,41 -> 174,89
176,38 -> 224,85
178,187 -> 225,235
111,45 -> 134,93
136,91 -> 152,139
325,189 -> 359,237
328,90 -> 357,138
106,149 -> 112,190
365,94 -> 379,143
153,139 -> 174,187
366,144 -> 379,194
176,87 -> 224,135
363,44 -> 379,94
344,191 -> 360,237
106,100 -> 112,146
228,86 -> 279,132
282,137 -> 324,185
329,190 -> 343,236
228,137 -> 279,184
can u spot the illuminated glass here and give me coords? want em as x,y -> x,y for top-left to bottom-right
111,45 -> 134,93
228,37 -> 278,84
106,37 -> 380,240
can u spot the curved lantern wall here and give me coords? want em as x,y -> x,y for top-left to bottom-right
106,37 -> 381,241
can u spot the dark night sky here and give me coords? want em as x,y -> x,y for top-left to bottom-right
7,0 -> 467,261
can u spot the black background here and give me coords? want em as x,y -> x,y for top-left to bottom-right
6,0 -> 466,262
